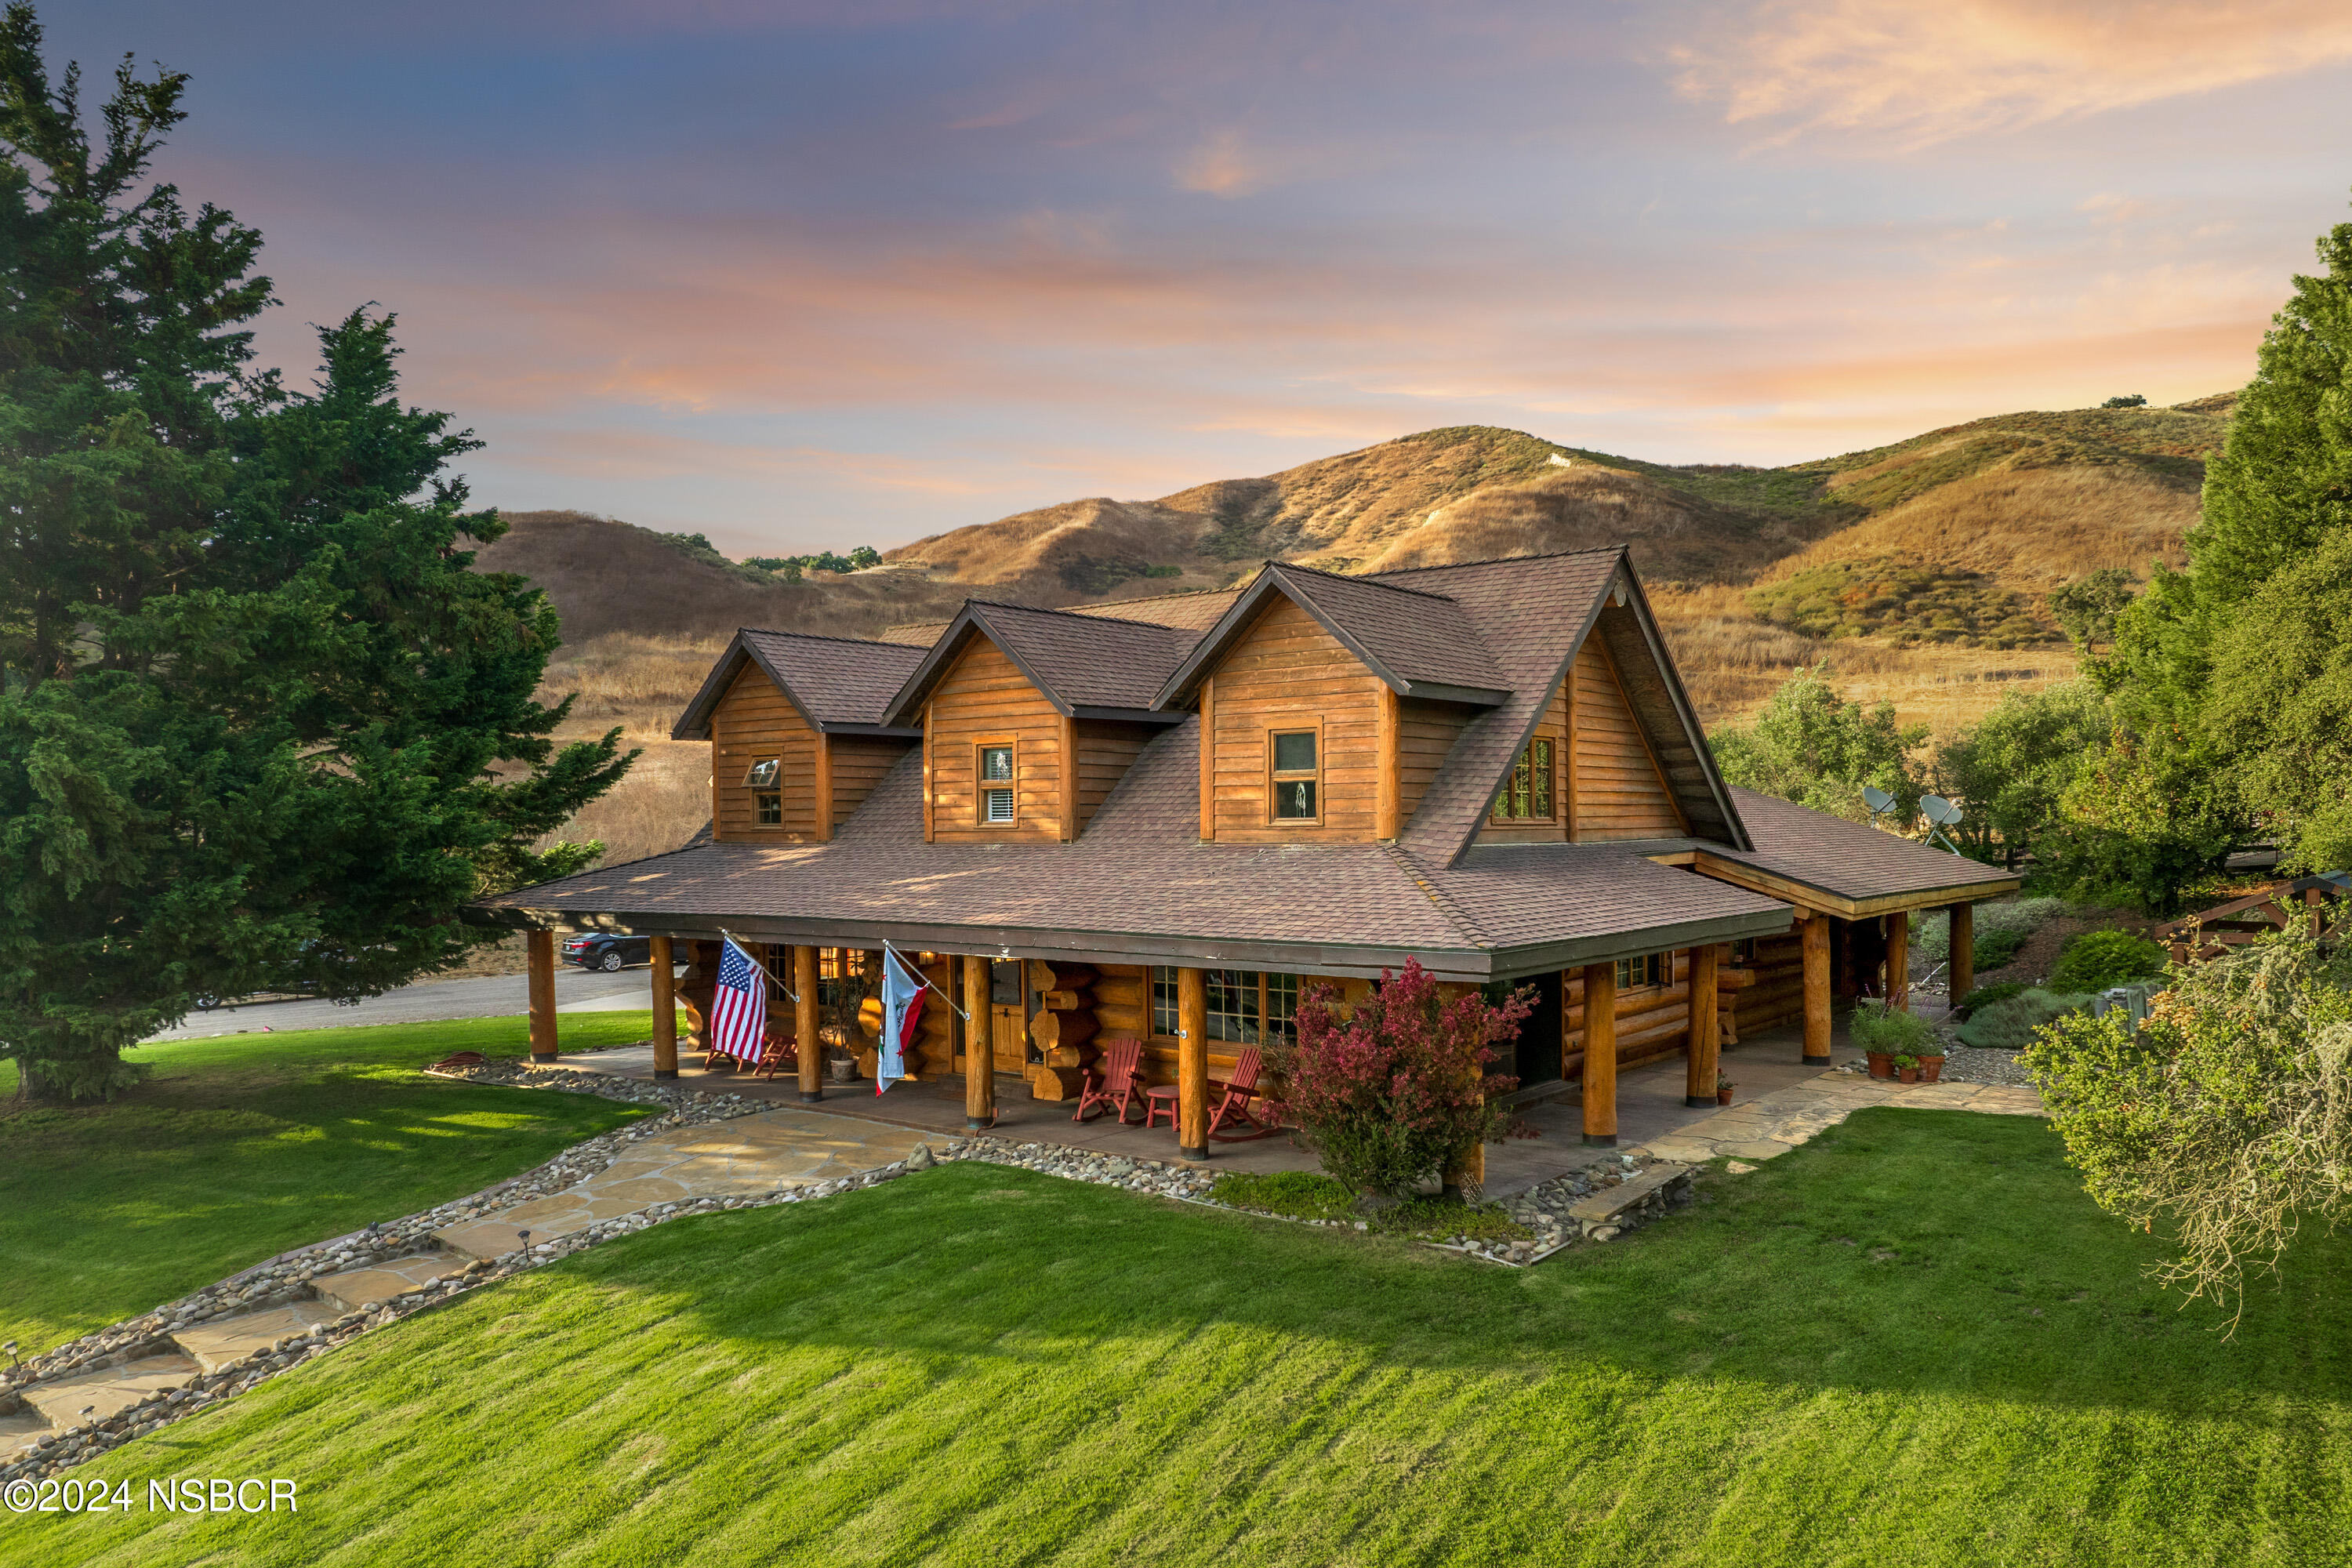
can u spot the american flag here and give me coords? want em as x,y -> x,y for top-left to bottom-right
708,938 -> 768,1063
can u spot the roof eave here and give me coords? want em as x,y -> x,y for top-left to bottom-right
1399,680 -> 1511,706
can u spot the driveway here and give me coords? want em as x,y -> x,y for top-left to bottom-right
147,963 -> 681,1040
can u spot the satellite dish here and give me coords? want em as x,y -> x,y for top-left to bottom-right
1862,786 -> 1896,815
1922,795 -> 1962,826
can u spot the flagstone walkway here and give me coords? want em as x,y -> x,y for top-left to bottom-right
1632,1071 -> 2047,1166
432,1106 -> 939,1261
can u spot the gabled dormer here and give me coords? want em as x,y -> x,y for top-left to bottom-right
1154,563 -> 1512,844
673,630 -> 925,844
880,601 -> 1193,844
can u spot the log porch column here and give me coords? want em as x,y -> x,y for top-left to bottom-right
1887,910 -> 1911,1014
1178,966 -> 1208,1161
1581,960 -> 1617,1146
527,930 -> 558,1065
794,945 -> 822,1102
649,936 -> 677,1080
1802,916 -> 1832,1065
1683,944 -> 1719,1109
963,955 -> 994,1130
1947,902 -> 1974,1007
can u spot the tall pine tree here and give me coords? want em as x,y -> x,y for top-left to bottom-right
0,5 -> 630,1101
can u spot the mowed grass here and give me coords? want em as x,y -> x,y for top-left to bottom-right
13,1110 -> 2350,1566
0,1014 -> 659,1355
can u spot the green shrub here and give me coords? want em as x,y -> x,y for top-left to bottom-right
1958,989 -> 2094,1051
1958,981 -> 2028,1016
2048,929 -> 2169,993
1850,1002 -> 1940,1056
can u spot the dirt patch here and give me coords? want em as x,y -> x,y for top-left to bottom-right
1975,908 -> 2160,990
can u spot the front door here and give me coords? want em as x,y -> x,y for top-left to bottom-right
1513,971 -> 1563,1087
989,960 -> 1029,1073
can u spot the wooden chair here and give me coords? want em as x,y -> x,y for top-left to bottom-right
1072,1039 -> 1148,1124
746,1028 -> 799,1081
1207,1047 -> 1286,1142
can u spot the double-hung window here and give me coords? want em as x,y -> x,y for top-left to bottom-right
978,743 -> 1015,826
1492,739 -> 1555,821
1149,967 -> 1305,1045
1269,728 -> 1319,823
745,757 -> 782,826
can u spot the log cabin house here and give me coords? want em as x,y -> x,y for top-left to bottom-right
474,547 -> 2020,1165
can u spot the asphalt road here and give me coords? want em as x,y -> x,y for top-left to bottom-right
147,963 -> 681,1041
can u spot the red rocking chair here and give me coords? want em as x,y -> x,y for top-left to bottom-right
1207,1047 -> 1286,1142
1072,1039 -> 1148,1124
745,1027 -> 799,1082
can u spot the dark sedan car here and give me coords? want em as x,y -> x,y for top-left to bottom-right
561,933 -> 652,972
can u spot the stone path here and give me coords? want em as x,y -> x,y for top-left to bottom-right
2,1105 -> 937,1465
1633,1070 -> 2046,1166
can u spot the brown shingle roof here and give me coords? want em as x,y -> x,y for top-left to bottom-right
882,601 -> 1200,723
1711,787 -> 2024,906
671,630 -> 927,739
479,720 -> 1792,978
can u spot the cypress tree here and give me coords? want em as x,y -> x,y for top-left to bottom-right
0,5 -> 631,1101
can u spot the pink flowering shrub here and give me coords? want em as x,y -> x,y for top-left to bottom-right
1279,958 -> 1530,1198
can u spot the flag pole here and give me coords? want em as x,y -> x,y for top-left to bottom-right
714,927 -> 799,1002
884,941 -> 970,1020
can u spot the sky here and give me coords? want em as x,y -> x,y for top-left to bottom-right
45,1 -> 2352,556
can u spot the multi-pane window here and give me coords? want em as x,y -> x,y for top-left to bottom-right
1492,739 -> 1555,820
978,744 -> 1015,825
1150,967 -> 1303,1045
1269,730 -> 1318,822
1615,951 -> 1668,989
745,758 -> 782,826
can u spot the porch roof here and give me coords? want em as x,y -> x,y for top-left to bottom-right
1694,787 -> 2026,916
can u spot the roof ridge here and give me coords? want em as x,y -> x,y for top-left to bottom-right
738,626 -> 927,651
962,597 -> 1192,632
1363,544 -> 1627,579
1073,584 -> 1246,612
1269,560 -> 1457,603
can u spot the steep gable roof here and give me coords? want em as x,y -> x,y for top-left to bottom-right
671,629 -> 927,740
881,600 -> 1199,726
1154,561 -> 1509,708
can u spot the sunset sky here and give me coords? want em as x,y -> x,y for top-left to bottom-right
51,1 -> 2352,555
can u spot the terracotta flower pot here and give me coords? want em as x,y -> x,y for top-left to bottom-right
1897,1067 -> 1920,1083
1717,1087 -> 1735,1105
1919,1056 -> 1944,1083
1867,1051 -> 1895,1080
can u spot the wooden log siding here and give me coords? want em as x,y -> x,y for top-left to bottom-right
1074,722 -> 1156,833
828,737 -> 915,832
908,953 -> 959,1079
1570,637 -> 1685,840
1396,697 -> 1472,836
1716,931 -> 1808,1040
1025,959 -> 1102,1101
709,662 -> 823,843
926,637 -> 1068,843
1478,680 -> 1569,845
1206,598 -> 1385,843
1555,953 -> 1697,1081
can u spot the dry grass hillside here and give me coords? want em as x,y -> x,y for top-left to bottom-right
491,395 -> 2230,870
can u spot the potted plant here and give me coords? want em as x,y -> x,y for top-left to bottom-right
1916,1044 -> 1946,1083
1893,1052 -> 1921,1083
1715,1071 -> 1735,1106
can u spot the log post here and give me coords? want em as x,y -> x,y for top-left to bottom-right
1683,944 -> 1719,1108
1581,960 -> 1617,1146
527,931 -> 558,1064
650,935 -> 677,1080
1887,910 -> 1911,1014
795,945 -> 822,1102
679,940 -> 719,1066
1178,966 -> 1207,1161
1802,916 -> 1832,1065
1947,902 -> 1974,1007
964,955 -> 994,1129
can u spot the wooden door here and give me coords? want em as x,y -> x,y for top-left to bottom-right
988,960 -> 1029,1072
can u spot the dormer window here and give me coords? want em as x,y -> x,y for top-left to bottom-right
744,758 -> 782,826
1269,728 -> 1319,822
1492,739 -> 1555,821
978,743 -> 1015,826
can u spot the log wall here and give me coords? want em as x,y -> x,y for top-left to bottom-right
829,737 -> 914,831
1396,697 -> 1473,833
1559,951 -> 1697,1080
1718,931 -> 1807,1040
1571,638 -> 1685,840
1074,721 -> 1156,833
1478,679 -> 1569,845
709,663 -> 822,842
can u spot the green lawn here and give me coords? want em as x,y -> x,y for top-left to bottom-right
11,1109 -> 2347,1566
0,1013 -> 659,1356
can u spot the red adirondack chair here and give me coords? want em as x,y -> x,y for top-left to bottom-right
1072,1038 -> 1148,1124
1207,1046 -> 1285,1142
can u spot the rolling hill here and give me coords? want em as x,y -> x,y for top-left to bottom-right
481,395 -> 2234,866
